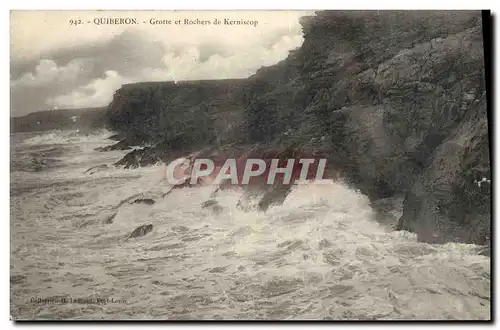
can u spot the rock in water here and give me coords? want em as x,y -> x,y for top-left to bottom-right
114,147 -> 163,169
201,199 -> 223,214
236,190 -> 262,212
108,134 -> 124,141
479,248 -> 490,257
102,212 -> 117,225
236,185 -> 292,212
201,199 -> 218,208
83,164 -> 108,175
128,224 -> 154,239
97,139 -> 133,152
211,205 -> 223,214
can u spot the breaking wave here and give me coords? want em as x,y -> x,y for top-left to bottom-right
10,129 -> 490,320
21,129 -> 114,147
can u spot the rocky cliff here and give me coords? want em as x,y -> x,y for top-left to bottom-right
105,11 -> 490,246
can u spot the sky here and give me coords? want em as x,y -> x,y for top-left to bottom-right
10,10 -> 311,116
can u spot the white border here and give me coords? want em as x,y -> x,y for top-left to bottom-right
3,1 -> 498,329
3,1 -> 500,10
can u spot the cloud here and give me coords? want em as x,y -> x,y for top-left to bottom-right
47,32 -> 304,109
12,59 -> 84,87
10,11 -> 311,115
10,59 -> 95,115
47,71 -> 131,108
148,33 -> 304,81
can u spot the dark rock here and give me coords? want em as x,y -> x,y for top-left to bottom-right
101,12 -> 488,245
479,248 -> 490,257
235,190 -> 260,212
257,185 -> 293,211
235,184 -> 292,212
172,178 -> 195,189
75,219 -> 97,228
103,212 -> 117,225
201,199 -> 218,208
108,134 -> 124,141
102,194 -> 160,225
114,147 -> 163,169
83,164 -> 109,175
161,179 -> 196,200
211,205 -> 223,215
397,101 -> 490,245
208,266 -> 229,273
128,224 -> 154,239
201,199 -> 223,214
97,139 -> 133,152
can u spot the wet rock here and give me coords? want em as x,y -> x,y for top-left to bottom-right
208,266 -> 229,273
201,199 -> 218,208
201,199 -> 223,214
397,103 -> 490,245
479,250 -> 490,257
171,179 -> 196,191
83,164 -> 109,175
257,185 -> 293,211
235,190 -> 261,212
102,212 -> 117,224
107,134 -> 124,141
132,198 -> 156,205
236,184 -> 292,212
277,239 -> 303,250
114,147 -> 163,169
96,138 -> 133,152
75,219 -> 97,228
479,247 -> 490,257
101,193 -> 156,225
128,224 -> 154,239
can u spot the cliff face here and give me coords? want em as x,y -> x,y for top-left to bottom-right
107,79 -> 248,148
105,11 -> 490,245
